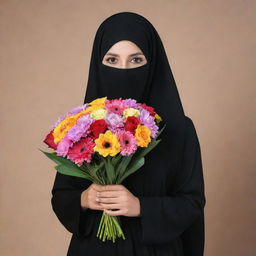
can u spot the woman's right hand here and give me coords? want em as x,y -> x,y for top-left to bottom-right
81,183 -> 105,211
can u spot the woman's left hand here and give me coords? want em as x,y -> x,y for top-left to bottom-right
95,184 -> 141,217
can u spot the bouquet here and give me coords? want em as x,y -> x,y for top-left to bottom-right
39,97 -> 165,243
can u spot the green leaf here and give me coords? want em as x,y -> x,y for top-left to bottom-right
54,164 -> 94,181
115,154 -> 133,183
104,156 -> 115,184
119,158 -> 145,183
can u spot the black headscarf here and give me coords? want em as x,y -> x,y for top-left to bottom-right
72,11 -> 205,254
83,12 -> 187,194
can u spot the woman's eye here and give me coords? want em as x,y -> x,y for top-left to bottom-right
131,57 -> 143,63
106,57 -> 117,64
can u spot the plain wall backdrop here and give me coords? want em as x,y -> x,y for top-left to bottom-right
1,0 -> 255,255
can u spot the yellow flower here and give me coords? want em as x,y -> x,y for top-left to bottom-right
94,130 -> 121,157
155,113 -> 162,123
89,97 -> 107,107
52,110 -> 90,144
90,108 -> 107,120
135,125 -> 151,147
85,97 -> 107,114
53,116 -> 77,144
123,108 -> 140,119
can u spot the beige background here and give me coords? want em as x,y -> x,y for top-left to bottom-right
1,1 -> 255,255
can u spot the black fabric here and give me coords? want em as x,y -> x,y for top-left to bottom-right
50,11 -> 206,256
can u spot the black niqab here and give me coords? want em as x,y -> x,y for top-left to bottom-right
51,11 -> 206,256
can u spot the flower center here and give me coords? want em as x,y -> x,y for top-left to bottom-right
104,142 -> 111,148
124,140 -> 129,145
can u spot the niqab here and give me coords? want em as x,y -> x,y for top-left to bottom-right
51,11 -> 206,256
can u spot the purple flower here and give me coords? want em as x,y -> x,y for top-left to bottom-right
138,109 -> 159,138
56,135 -> 73,157
105,113 -> 124,130
67,114 -> 94,142
67,104 -> 88,115
123,98 -> 138,108
50,114 -> 66,130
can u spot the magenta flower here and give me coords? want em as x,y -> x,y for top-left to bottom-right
106,98 -> 126,115
56,135 -> 74,157
117,130 -> 137,156
67,137 -> 95,165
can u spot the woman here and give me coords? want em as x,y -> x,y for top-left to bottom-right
51,12 -> 206,256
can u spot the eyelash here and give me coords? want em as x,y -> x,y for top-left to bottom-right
105,57 -> 144,64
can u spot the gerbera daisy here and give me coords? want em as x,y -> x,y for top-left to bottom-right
117,130 -> 137,156
106,98 -> 126,115
67,137 -> 95,165
93,130 -> 120,157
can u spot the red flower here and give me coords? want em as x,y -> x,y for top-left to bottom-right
67,137 -> 95,165
139,103 -> 156,116
43,130 -> 58,150
124,116 -> 141,134
89,119 -> 108,139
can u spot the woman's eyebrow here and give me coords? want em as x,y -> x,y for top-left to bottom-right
105,52 -> 144,57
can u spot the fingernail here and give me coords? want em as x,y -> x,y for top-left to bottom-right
96,197 -> 100,202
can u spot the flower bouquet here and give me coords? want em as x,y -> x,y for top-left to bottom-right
39,97 -> 165,243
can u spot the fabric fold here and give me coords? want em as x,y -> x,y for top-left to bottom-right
137,117 -> 206,246
51,172 -> 94,238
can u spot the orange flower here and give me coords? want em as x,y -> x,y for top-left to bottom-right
135,125 -> 151,147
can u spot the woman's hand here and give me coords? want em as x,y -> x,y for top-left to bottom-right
81,183 -> 106,211
81,183 -> 141,217
96,184 -> 141,217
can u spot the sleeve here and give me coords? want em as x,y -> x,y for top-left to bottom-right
51,171 -> 95,238
137,117 -> 206,248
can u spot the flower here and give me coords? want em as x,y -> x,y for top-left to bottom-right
124,116 -> 141,134
67,137 -> 95,165
67,104 -> 88,115
135,124 -> 151,147
138,109 -> 159,138
90,108 -> 107,120
105,113 -> 124,132
155,113 -> 162,123
56,135 -> 73,157
138,103 -> 156,116
117,130 -> 137,156
53,115 -> 77,144
123,107 -> 140,119
89,119 -> 108,139
50,113 -> 67,130
106,98 -> 126,115
94,130 -> 120,157
67,114 -> 94,142
84,97 -> 107,114
89,97 -> 107,107
43,130 -> 58,150
123,98 -> 138,108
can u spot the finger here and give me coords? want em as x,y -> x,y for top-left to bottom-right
97,191 -> 121,198
92,202 -> 105,211
104,208 -> 125,216
97,197 -> 119,203
100,203 -> 121,210
97,184 -> 123,192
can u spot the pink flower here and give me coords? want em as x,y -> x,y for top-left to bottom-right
106,98 -> 126,115
56,135 -> 73,157
117,130 -> 137,156
67,137 -> 95,165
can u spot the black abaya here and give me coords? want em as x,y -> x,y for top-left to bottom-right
51,12 -> 206,256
